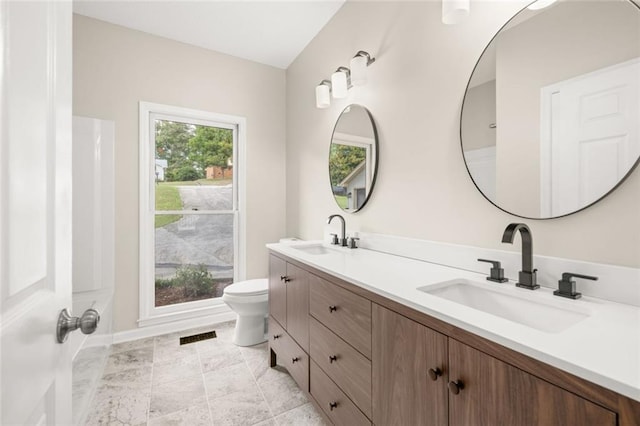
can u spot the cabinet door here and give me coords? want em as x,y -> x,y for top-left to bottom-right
268,255 -> 287,328
372,304 -> 448,426
285,262 -> 309,351
448,339 -> 616,425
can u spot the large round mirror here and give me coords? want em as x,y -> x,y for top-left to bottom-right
461,0 -> 640,219
329,104 -> 379,212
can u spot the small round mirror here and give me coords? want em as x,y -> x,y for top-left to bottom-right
461,0 -> 640,219
329,105 -> 379,213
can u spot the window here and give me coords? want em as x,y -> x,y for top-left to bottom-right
139,102 -> 246,326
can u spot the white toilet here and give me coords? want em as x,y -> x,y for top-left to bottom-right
222,278 -> 269,346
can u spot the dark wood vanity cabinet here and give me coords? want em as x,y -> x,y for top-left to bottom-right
372,304 -> 448,426
447,338 -> 616,426
268,255 -> 310,391
268,252 -> 640,426
373,304 -> 617,426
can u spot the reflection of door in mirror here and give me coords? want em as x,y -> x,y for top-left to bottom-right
461,0 -> 640,219
540,59 -> 640,217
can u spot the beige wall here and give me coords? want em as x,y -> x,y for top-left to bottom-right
73,15 -> 286,332
495,0 -> 640,217
286,1 -> 640,268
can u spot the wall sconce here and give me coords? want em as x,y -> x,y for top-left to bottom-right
350,51 -> 376,86
315,80 -> 331,109
315,51 -> 376,109
442,0 -> 469,25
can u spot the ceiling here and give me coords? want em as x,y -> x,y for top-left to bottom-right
73,0 -> 346,69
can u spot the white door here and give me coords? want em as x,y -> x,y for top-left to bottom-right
541,58 -> 640,216
1,1 -> 73,425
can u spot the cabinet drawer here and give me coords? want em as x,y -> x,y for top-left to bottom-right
310,361 -> 371,426
268,316 -> 309,392
309,274 -> 371,358
268,316 -> 287,355
310,317 -> 372,419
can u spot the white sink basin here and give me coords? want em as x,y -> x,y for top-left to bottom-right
417,279 -> 590,333
289,243 -> 337,255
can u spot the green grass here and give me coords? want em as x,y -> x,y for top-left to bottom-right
155,183 -> 182,228
334,195 -> 348,209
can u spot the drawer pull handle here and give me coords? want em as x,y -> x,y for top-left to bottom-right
448,380 -> 464,395
329,401 -> 338,411
273,334 -> 282,340
329,355 -> 338,363
329,305 -> 337,313
292,357 -> 300,363
428,367 -> 442,381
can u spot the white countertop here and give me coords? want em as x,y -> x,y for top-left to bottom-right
267,241 -> 640,402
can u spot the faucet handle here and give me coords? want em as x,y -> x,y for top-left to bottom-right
477,259 -> 508,283
329,233 -> 339,245
554,272 -> 598,300
348,237 -> 359,249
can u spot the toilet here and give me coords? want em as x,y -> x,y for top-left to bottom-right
222,278 -> 269,346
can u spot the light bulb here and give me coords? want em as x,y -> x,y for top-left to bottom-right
315,83 -> 330,108
442,0 -> 469,25
331,70 -> 348,99
350,55 -> 368,86
527,0 -> 557,10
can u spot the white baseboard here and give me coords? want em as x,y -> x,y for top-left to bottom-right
113,309 -> 237,344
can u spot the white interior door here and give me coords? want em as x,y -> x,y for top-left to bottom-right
0,1 -> 73,425
541,58 -> 640,216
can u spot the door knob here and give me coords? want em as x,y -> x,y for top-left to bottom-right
56,308 -> 100,343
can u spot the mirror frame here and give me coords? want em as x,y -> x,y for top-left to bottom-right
459,0 -> 640,220
328,104 -> 379,213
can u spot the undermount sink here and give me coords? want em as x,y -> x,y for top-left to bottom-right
289,243 -> 336,255
417,279 -> 590,333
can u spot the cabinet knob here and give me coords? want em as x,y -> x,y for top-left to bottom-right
292,356 -> 300,363
283,277 -> 291,283
329,401 -> 338,411
329,355 -> 338,363
280,275 -> 286,281
273,334 -> 281,340
329,305 -> 337,313
428,367 -> 442,381
448,380 -> 464,395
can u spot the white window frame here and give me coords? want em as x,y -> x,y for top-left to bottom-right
138,102 -> 246,327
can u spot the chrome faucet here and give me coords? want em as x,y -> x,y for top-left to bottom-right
327,214 -> 348,247
501,223 -> 539,290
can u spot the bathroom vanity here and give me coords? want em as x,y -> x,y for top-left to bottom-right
266,242 -> 640,426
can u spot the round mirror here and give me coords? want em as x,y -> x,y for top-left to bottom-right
461,0 -> 640,219
329,105 -> 379,212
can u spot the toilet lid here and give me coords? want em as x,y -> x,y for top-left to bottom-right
224,279 -> 268,296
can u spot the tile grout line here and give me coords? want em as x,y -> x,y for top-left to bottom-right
242,344 -> 279,425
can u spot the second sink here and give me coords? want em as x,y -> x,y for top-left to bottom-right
417,279 -> 589,333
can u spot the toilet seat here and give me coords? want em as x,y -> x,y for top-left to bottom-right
223,279 -> 268,296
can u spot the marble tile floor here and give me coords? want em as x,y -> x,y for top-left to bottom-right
84,321 -> 328,426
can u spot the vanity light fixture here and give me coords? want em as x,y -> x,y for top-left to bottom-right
442,0 -> 470,25
315,80 -> 331,109
527,0 -> 557,10
350,51 -> 376,86
315,50 -> 376,108
331,66 -> 351,99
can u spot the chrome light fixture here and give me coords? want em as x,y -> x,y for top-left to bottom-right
350,51 -> 376,86
315,50 -> 376,109
315,80 -> 331,108
442,0 -> 470,25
